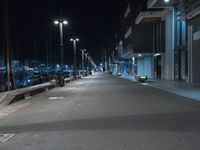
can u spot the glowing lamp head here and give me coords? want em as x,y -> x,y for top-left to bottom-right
63,20 -> 68,25
54,20 -> 59,25
164,0 -> 170,3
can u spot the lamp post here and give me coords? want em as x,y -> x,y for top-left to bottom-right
80,49 -> 86,73
87,56 -> 91,74
84,53 -> 89,75
70,38 -> 79,79
3,0 -> 12,91
54,19 -> 68,86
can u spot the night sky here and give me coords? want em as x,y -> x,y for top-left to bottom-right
1,0 -> 124,66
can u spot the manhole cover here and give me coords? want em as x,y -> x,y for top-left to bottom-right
0,134 -> 15,143
48,97 -> 64,100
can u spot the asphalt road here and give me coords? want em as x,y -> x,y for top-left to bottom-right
0,73 -> 200,150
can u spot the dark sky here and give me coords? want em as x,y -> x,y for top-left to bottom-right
2,0 -> 124,65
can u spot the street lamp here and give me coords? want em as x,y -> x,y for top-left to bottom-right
80,49 -> 86,73
54,19 -> 68,86
70,38 -> 79,79
84,53 -> 89,75
87,56 -> 91,71
164,0 -> 170,3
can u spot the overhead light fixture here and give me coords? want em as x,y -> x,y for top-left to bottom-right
154,53 -> 161,57
164,0 -> 170,3
54,20 -> 59,24
63,20 -> 68,25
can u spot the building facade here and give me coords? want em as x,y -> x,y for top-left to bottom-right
116,0 -> 155,78
111,0 -> 200,83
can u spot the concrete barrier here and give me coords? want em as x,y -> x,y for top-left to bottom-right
0,75 -> 84,106
76,75 -> 81,79
64,78 -> 72,83
0,83 -> 56,106
136,75 -> 148,83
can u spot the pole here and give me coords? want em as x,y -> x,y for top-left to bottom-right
81,49 -> 86,73
3,0 -> 12,91
82,50 -> 84,71
46,40 -> 49,68
73,40 -> 77,79
59,23 -> 63,71
59,22 -> 64,86
85,53 -> 88,75
49,38 -> 52,68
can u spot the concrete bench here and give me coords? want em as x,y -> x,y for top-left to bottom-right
136,75 -> 148,83
0,83 -> 56,106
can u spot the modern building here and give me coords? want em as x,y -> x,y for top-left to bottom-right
185,0 -> 200,83
146,0 -> 200,82
111,0 -> 200,83
116,0 -> 155,78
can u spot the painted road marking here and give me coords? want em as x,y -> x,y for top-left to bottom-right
0,134 -> 15,143
48,97 -> 64,100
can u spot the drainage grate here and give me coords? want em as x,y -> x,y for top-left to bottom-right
0,134 -> 15,143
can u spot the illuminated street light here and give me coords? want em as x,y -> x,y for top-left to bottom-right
80,49 -> 87,72
53,19 -> 68,86
164,0 -> 170,3
70,38 -> 79,79
63,20 -> 68,25
54,20 -> 59,24
84,53 -> 90,75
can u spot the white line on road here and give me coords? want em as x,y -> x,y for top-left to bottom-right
48,97 -> 64,100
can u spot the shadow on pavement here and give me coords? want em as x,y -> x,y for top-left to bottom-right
0,110 -> 200,134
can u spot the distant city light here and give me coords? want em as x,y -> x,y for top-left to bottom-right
138,54 -> 142,57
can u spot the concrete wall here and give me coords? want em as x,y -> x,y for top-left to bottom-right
192,39 -> 200,82
161,53 -> 166,80
188,26 -> 193,83
181,50 -> 186,80
164,9 -> 175,80
188,25 -> 200,83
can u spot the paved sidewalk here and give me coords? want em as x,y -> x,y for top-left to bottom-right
121,75 -> 200,101
0,73 -> 200,150
121,74 -> 136,82
144,79 -> 200,101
